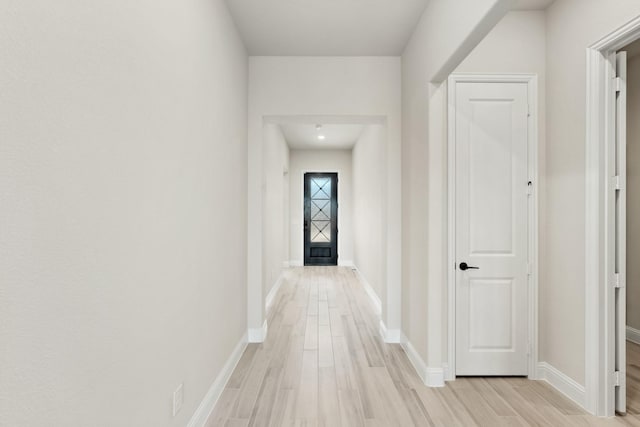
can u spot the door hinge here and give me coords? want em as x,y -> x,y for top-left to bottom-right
614,175 -> 624,191
615,77 -> 623,93
614,371 -> 622,387
527,181 -> 533,196
614,273 -> 624,289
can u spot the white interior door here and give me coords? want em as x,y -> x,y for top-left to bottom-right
614,50 -> 627,414
454,81 -> 529,376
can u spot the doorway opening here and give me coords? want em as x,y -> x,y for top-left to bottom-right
447,74 -> 539,380
304,172 -> 338,266
622,38 -> 640,416
585,14 -> 640,417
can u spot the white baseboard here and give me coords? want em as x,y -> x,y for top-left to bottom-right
265,274 -> 284,315
443,363 -> 453,381
289,260 -> 303,267
627,325 -> 640,345
339,260 -> 355,267
400,333 -> 427,384
351,265 -> 381,315
187,332 -> 248,427
426,367 -> 446,388
282,261 -> 290,269
537,362 -> 586,409
248,319 -> 268,343
379,320 -> 401,343
400,333 -> 445,387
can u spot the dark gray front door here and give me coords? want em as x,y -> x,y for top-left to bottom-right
304,173 -> 338,266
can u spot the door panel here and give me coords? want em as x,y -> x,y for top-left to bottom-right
455,81 -> 529,376
304,173 -> 338,266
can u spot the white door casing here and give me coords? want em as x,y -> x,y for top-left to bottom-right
584,16 -> 640,415
614,50 -> 627,414
450,77 -> 535,377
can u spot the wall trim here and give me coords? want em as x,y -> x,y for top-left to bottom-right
627,326 -> 640,345
537,362 -> 587,410
282,261 -> 290,269
265,274 -> 284,315
289,260 -> 303,267
338,260 -> 355,267
248,319 -> 268,343
400,333 -> 445,387
379,320 -> 401,344
400,333 -> 427,384
187,332 -> 248,427
425,367 -> 446,388
350,264 -> 399,343
443,363 -> 452,381
351,265 -> 381,315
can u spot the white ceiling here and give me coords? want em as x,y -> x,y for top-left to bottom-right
513,0 -> 556,10
280,124 -> 365,150
224,0 -> 430,56
225,0 -> 555,56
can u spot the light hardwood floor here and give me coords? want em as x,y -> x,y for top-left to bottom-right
627,340 -> 640,417
208,266 -> 638,426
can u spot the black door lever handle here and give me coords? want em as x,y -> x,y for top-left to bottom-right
459,262 -> 480,271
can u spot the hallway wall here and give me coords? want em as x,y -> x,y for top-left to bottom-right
262,124 -> 290,298
0,0 -> 248,425
401,0 -> 510,377
353,125 -> 385,299
544,0 -> 640,389
248,56 -> 401,333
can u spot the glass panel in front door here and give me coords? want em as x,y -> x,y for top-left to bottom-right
310,177 -> 332,243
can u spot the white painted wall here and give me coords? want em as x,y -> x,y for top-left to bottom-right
248,57 -> 402,333
544,0 -> 640,387
262,124 -> 290,298
628,54 -> 640,332
0,0 -> 248,425
353,125 -> 385,298
401,0 -> 510,373
289,149 -> 353,266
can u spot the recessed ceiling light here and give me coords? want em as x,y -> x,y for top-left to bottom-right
318,135 -> 326,140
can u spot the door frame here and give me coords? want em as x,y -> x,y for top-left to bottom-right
446,73 -> 539,381
585,15 -> 640,417
303,172 -> 339,266
298,168 -> 344,266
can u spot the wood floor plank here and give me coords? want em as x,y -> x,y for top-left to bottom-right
318,367 -> 341,427
303,315 -> 318,350
227,344 -> 259,389
332,335 -> 358,391
231,347 -> 270,419
294,350 -> 318,420
338,389 -> 365,427
248,366 -> 282,427
318,324 -> 334,368
206,388 -> 239,427
329,307 -> 344,337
